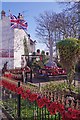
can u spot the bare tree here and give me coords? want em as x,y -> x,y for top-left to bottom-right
55,12 -> 77,38
35,2 -> 80,64
58,1 -> 80,39
36,11 -> 57,63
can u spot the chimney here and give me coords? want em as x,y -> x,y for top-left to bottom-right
1,10 -> 6,19
28,34 -> 30,39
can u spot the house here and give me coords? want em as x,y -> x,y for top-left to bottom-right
0,10 -> 14,70
14,29 -> 36,68
0,10 -> 35,69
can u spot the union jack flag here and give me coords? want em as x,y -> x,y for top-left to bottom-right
9,12 -> 28,30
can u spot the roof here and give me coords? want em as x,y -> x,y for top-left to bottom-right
30,39 -> 36,45
1,10 -> 6,14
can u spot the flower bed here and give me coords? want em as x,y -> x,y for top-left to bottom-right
4,68 -> 32,81
1,80 -> 80,120
4,71 -> 22,80
42,82 -> 80,96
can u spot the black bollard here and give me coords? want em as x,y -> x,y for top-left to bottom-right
30,69 -> 32,82
25,72 -> 27,83
17,81 -> 21,120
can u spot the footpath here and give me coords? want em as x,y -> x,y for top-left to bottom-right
0,109 -> 8,120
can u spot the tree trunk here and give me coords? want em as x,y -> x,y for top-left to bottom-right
49,39 -> 53,63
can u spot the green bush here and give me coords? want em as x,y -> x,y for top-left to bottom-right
57,38 -> 80,86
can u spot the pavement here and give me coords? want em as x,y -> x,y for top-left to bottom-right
0,108 -> 8,120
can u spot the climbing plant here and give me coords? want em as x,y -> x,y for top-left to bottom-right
23,36 -> 29,55
57,38 -> 80,87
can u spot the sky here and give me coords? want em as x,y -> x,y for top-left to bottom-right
2,2 -> 67,51
2,0 -> 58,1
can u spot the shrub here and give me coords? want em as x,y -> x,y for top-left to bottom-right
57,38 -> 80,86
